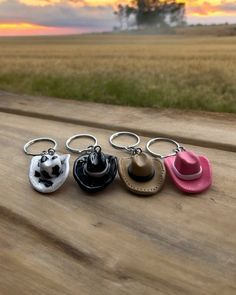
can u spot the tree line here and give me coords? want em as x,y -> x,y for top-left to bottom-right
114,0 -> 186,30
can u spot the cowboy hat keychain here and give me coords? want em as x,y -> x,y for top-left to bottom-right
66,134 -> 118,193
146,137 -> 212,194
109,131 -> 166,196
23,138 -> 70,193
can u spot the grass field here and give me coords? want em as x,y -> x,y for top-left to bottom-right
0,31 -> 236,113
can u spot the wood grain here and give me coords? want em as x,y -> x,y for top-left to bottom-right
0,91 -> 235,152
0,107 -> 235,295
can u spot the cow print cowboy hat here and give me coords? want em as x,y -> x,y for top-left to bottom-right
29,150 -> 70,194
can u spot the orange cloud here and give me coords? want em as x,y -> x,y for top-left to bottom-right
12,0 -> 236,15
0,22 -> 50,33
19,0 -> 61,6
0,23 -> 44,29
0,22 -> 82,36
20,0 -> 125,8
186,0 -> 236,16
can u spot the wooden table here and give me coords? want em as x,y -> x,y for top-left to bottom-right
0,92 -> 236,295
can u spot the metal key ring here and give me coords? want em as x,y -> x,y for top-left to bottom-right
24,137 -> 57,156
109,131 -> 140,151
66,134 -> 98,154
146,137 -> 181,159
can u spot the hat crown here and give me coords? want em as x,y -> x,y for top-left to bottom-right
87,148 -> 107,173
174,151 -> 201,175
129,153 -> 154,177
39,153 -> 62,178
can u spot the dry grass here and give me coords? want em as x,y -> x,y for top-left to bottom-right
0,33 -> 236,113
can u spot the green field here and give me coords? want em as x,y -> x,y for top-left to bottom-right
0,31 -> 236,113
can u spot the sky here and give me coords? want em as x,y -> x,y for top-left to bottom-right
0,0 -> 235,36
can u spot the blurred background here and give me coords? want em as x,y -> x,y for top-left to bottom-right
0,0 -> 235,113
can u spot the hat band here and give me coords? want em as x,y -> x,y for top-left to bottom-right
84,160 -> 110,178
172,163 -> 202,180
128,167 -> 155,182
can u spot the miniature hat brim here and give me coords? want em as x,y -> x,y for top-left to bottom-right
164,155 -> 212,194
73,155 -> 118,193
118,157 -> 166,196
29,154 -> 70,194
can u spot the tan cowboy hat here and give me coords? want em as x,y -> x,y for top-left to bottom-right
118,152 -> 166,196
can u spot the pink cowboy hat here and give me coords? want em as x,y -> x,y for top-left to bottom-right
164,151 -> 212,194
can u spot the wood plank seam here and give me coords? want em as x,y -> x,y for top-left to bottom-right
0,204 -> 97,266
0,204 -> 189,293
1,108 -> 235,153
1,111 -> 236,294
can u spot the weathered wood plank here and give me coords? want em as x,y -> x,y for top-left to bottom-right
0,111 -> 235,295
0,92 -> 235,151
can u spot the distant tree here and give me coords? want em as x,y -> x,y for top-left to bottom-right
114,4 -> 125,30
114,4 -> 137,30
114,0 -> 186,30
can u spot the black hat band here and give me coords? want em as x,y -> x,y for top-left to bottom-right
128,167 -> 155,182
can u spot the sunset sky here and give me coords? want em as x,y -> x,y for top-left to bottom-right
0,0 -> 235,36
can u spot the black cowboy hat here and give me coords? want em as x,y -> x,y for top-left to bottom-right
73,146 -> 118,193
